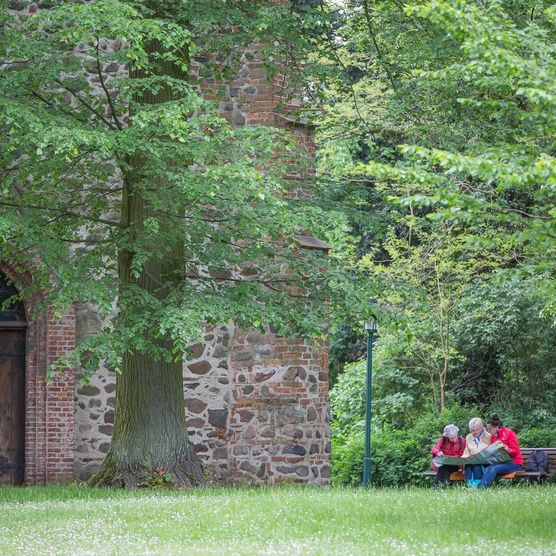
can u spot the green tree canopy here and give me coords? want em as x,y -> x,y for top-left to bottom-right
0,0 -> 363,486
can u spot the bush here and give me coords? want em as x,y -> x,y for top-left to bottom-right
371,429 -> 428,487
332,403 -> 480,486
331,431 -> 364,487
331,429 -> 428,487
332,403 -> 556,487
518,427 -> 556,448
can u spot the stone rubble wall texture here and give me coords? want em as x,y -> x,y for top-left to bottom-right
8,1 -> 330,485
75,312 -> 331,485
73,37 -> 331,484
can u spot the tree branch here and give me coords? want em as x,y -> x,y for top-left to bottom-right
54,79 -> 116,130
0,200 -> 122,228
95,37 -> 123,130
361,0 -> 399,95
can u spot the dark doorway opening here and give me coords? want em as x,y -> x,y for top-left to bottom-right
0,273 -> 26,485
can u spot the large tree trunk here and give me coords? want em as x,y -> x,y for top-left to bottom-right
90,156 -> 204,487
89,352 -> 204,488
90,10 -> 204,487
89,183 -> 204,487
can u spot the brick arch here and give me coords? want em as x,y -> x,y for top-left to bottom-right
0,263 -> 76,484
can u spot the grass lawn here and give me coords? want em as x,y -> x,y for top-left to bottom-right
1,485 -> 555,555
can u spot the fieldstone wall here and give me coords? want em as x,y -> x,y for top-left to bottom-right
74,315 -> 331,485
73,303 -> 115,478
227,330 -> 330,484
67,4 -> 331,485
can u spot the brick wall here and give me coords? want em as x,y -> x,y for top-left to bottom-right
44,310 -> 76,482
1,264 -> 76,484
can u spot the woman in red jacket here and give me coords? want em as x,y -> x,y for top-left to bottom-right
431,424 -> 466,488
479,414 -> 523,488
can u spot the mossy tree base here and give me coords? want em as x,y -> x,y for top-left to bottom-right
88,447 -> 205,489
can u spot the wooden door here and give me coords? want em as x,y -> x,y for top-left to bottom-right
0,328 -> 25,485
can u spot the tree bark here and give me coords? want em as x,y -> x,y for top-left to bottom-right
88,350 -> 204,488
89,172 -> 204,487
90,11 -> 204,487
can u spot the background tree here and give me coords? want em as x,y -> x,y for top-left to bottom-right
307,0 -> 556,483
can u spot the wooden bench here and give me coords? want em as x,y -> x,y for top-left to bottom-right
423,447 -> 555,483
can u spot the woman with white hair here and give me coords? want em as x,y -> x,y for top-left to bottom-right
431,424 -> 466,488
462,417 -> 491,485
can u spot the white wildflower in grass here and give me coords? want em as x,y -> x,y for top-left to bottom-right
0,486 -> 555,555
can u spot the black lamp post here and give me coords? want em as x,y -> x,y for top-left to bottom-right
363,298 -> 378,487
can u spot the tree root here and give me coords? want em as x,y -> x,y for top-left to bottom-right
88,452 -> 206,489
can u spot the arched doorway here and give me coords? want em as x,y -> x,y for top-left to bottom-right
0,273 -> 26,485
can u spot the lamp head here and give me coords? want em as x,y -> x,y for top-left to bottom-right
364,298 -> 378,333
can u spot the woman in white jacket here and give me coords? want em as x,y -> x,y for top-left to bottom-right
463,417 -> 491,484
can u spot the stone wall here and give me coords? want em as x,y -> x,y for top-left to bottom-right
227,330 -> 330,484
74,314 -> 331,485
69,3 -> 331,486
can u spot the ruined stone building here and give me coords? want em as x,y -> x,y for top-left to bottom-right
0,3 -> 331,487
